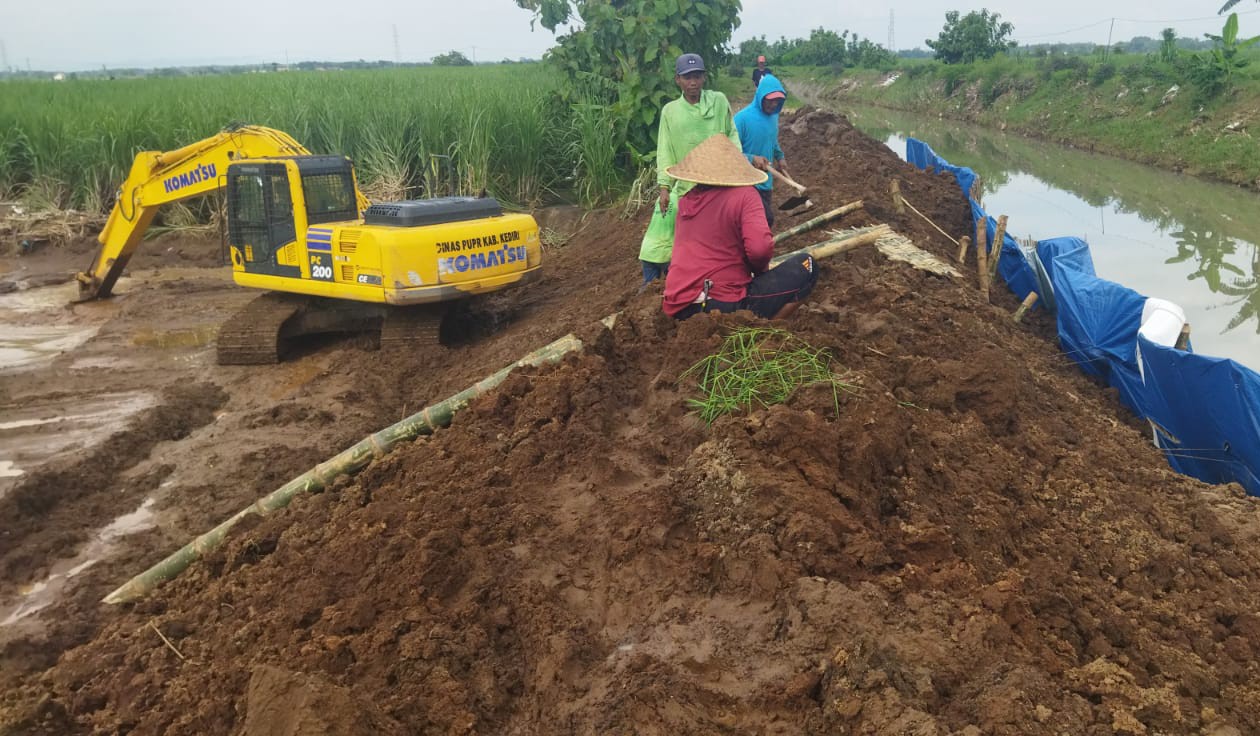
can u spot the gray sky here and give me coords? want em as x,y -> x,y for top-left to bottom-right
2,0 -> 1257,72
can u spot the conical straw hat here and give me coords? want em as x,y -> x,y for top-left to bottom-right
666,134 -> 768,187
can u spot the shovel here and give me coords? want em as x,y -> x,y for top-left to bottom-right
768,168 -> 811,211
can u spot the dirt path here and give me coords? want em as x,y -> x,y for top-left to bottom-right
1,109 -> 1258,735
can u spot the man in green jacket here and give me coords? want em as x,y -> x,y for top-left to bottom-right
639,53 -> 741,284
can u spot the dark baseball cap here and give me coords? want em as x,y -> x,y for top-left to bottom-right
675,53 -> 705,75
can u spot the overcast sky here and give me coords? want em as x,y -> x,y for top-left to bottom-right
2,0 -> 1257,72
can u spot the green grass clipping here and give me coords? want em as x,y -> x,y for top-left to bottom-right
681,327 -> 858,424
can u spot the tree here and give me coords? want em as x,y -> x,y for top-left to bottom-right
737,36 -> 770,65
784,28 -> 847,66
514,0 -> 742,153
432,51 -> 473,66
926,9 -> 1015,64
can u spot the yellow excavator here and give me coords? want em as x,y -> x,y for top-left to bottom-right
76,123 -> 542,364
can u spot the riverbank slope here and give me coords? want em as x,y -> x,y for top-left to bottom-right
788,62 -> 1260,190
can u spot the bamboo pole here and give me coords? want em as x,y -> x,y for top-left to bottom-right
772,200 -> 863,244
956,236 -> 970,264
103,331 -> 589,605
772,225 -> 892,265
1175,323 -> 1192,351
1012,292 -> 1039,323
890,180 -> 905,214
987,215 -> 1008,283
975,217 -> 989,301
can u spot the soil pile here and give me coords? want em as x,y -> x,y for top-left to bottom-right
3,109 -> 1260,735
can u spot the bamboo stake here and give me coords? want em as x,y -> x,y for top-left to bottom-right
1012,292 -> 1039,323
890,180 -> 905,214
1175,323 -> 1192,351
103,331 -> 588,605
975,217 -> 989,301
987,215 -> 1008,283
900,196 -> 959,246
956,235 -> 970,264
772,200 -> 863,244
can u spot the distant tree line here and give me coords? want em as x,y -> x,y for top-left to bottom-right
733,28 -> 895,72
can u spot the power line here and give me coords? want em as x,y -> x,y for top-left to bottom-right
1115,8 -> 1260,24
1019,18 -> 1113,41
1019,8 -> 1260,41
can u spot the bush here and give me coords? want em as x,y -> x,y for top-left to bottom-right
1090,62 -> 1117,86
941,64 -> 969,96
1038,55 -> 1088,82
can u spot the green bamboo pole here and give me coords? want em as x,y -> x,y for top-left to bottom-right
772,200 -> 863,245
771,224 -> 891,266
103,329 -> 595,605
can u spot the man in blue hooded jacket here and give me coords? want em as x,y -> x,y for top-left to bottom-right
734,73 -> 789,227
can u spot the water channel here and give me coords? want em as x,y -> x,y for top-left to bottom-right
833,103 -> 1260,371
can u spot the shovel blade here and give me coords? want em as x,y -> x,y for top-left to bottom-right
779,195 -> 810,211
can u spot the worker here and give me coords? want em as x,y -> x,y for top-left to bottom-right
639,53 -> 741,285
661,134 -> 817,321
752,55 -> 773,88
734,73 -> 789,228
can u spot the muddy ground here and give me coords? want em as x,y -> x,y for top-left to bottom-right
1,109 -> 1258,735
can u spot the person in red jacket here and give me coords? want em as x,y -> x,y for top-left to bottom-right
662,134 -> 817,320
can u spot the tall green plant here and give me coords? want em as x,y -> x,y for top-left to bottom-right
1187,13 -> 1260,98
514,0 -> 742,154
1159,27 -> 1179,64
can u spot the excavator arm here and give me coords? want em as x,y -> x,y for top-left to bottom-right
75,123 -> 369,300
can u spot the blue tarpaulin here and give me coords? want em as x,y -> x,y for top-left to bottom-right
905,137 -> 1260,496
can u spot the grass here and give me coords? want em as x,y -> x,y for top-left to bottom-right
0,64 -> 640,214
681,327 -> 858,424
822,49 -> 1260,187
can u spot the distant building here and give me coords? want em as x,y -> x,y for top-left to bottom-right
53,73 -> 65,81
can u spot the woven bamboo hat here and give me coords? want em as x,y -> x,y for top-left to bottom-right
666,134 -> 768,187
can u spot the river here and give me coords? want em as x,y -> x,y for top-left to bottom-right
831,103 -> 1260,371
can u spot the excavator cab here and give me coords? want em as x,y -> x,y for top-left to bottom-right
225,156 -> 357,280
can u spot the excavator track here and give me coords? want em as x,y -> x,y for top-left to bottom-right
379,305 -> 445,351
215,293 -> 304,365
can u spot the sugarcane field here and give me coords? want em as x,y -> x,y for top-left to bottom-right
5,4 -> 1260,731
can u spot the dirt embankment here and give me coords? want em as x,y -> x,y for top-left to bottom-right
2,109 -> 1259,735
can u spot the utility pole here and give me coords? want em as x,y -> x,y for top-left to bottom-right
1105,17 -> 1115,60
392,24 -> 400,64
887,10 -> 895,54
1,40 -> 8,73
471,45 -> 476,64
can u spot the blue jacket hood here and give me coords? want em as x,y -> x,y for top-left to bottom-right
734,74 -> 786,191
748,73 -> 786,116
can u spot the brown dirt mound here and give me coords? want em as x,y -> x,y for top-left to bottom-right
4,109 -> 1260,735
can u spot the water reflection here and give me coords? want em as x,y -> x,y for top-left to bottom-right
839,104 -> 1260,365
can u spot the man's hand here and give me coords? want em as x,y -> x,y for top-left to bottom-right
751,155 -> 771,171
658,187 -> 670,213
775,158 -> 789,176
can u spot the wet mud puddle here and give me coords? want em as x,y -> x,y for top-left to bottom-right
0,497 -> 158,628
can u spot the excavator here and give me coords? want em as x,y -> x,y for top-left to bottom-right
75,123 -> 542,364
